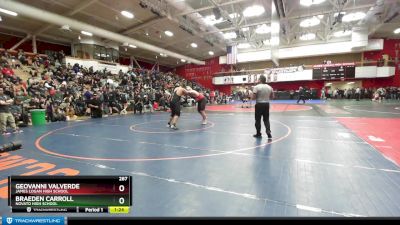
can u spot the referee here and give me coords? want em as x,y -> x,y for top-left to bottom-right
252,75 -> 273,139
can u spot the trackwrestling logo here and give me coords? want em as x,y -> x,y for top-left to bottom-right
2,217 -> 64,225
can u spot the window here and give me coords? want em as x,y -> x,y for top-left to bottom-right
74,44 -> 120,62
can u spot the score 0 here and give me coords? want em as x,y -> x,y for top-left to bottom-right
117,176 -> 129,205
118,176 -> 128,193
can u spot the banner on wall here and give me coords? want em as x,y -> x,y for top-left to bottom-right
213,66 -> 312,85
264,66 -> 304,82
97,62 -> 118,74
213,65 -> 395,85
264,66 -> 304,74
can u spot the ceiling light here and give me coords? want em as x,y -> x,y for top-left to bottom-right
223,32 -> 237,39
190,43 -> 198,48
241,27 -> 250,32
393,28 -> 400,34
342,12 -> 366,22
0,8 -> 18,16
299,33 -> 316,41
300,17 -> 320,28
347,82 -> 355,85
229,13 -> 240,19
203,15 -> 224,25
237,43 -> 251,49
164,30 -> 174,37
243,5 -> 265,17
255,24 -> 271,34
129,44 -> 137,48
180,59 -> 186,62
81,31 -> 93,36
333,30 -> 352,37
160,53 -> 167,57
300,0 -> 326,7
121,11 -> 134,19
208,51 -> 214,56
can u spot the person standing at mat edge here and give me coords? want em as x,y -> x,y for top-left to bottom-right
252,75 -> 273,139
167,82 -> 188,130
87,93 -> 103,118
0,87 -> 23,135
297,86 -> 306,104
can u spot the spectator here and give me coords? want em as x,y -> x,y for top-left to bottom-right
355,87 -> 361,101
53,105 -> 66,122
378,87 -> 385,102
2,64 -> 14,77
65,105 -> 77,121
143,95 -> 153,113
134,95 -> 143,115
297,86 -> 306,104
321,88 -> 326,100
87,93 -> 103,118
45,98 -> 55,122
153,101 -> 159,111
18,50 -> 27,65
210,90 -> 215,104
0,87 -> 22,135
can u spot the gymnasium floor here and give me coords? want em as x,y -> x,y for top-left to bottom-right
1,99 -> 400,217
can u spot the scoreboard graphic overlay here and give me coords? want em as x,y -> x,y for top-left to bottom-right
8,176 -> 132,214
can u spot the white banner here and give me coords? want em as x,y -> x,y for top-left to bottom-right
265,66 -> 304,74
213,66 -> 395,85
213,68 -> 312,85
220,39 -> 384,64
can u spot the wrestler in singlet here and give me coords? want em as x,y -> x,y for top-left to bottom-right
170,88 -> 182,117
167,83 -> 188,130
187,87 -> 207,125
188,88 -> 206,111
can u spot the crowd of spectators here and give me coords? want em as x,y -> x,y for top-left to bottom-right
1,49 -> 213,133
322,87 -> 400,101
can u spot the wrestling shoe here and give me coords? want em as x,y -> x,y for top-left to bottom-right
253,134 -> 262,138
170,125 -> 179,130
